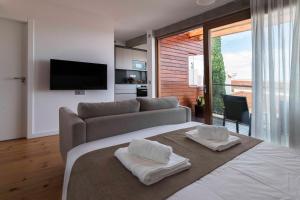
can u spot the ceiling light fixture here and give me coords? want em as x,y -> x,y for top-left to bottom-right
196,0 -> 216,6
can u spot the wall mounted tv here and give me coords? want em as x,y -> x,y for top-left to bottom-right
50,59 -> 107,90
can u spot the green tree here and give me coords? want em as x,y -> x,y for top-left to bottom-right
212,37 -> 226,114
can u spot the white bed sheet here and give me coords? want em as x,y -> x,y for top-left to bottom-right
62,122 -> 300,200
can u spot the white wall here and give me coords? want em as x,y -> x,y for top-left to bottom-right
146,31 -> 156,98
0,0 -> 115,137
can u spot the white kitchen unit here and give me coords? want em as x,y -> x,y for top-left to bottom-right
115,46 -> 147,70
115,47 -> 132,70
115,84 -> 137,101
132,50 -> 147,62
115,93 -> 136,101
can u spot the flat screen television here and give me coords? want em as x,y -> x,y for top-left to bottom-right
50,59 -> 107,90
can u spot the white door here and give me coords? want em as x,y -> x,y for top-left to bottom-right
0,18 -> 26,141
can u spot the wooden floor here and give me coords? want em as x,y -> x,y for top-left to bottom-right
0,136 -> 64,200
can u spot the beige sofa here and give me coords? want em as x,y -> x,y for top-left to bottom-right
59,97 -> 191,160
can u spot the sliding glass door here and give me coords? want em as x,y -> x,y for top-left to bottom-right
204,13 -> 252,134
155,10 -> 252,131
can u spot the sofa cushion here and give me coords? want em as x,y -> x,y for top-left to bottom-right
137,97 -> 179,111
78,99 -> 140,119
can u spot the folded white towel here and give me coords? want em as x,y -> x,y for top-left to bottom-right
115,147 -> 191,185
196,125 -> 229,141
185,129 -> 241,151
128,139 -> 172,164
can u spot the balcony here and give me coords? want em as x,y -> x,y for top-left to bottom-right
158,19 -> 252,135
212,83 -> 252,135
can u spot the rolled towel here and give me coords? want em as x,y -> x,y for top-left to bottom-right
186,129 -> 241,151
196,125 -> 229,141
128,139 -> 172,164
115,147 -> 191,185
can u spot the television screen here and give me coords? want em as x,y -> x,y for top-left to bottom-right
50,59 -> 107,90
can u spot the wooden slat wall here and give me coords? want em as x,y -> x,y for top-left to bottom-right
158,33 -> 204,110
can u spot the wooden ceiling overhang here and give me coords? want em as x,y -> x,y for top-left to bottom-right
187,19 -> 251,41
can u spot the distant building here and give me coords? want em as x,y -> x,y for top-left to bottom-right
231,80 -> 252,111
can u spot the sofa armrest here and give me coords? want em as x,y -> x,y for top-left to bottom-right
59,107 -> 86,160
179,105 -> 192,122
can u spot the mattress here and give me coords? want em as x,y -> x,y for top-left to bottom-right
62,122 -> 300,200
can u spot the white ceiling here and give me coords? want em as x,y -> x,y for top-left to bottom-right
42,0 -> 235,41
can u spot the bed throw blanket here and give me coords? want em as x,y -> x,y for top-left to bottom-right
67,127 -> 262,200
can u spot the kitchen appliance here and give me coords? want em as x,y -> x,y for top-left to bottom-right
132,60 -> 146,71
136,85 -> 148,97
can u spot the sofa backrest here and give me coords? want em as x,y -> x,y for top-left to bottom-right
77,99 -> 140,119
137,96 -> 179,111
78,97 -> 184,142
84,107 -> 189,142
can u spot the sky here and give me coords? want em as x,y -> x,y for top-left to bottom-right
220,30 -> 252,80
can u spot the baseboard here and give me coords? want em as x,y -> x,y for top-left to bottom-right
28,130 -> 58,139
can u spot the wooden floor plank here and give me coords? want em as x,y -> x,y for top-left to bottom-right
0,136 -> 64,200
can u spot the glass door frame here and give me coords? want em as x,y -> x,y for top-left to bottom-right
154,9 -> 251,124
202,10 -> 251,124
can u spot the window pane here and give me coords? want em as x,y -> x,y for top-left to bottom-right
188,55 -> 204,86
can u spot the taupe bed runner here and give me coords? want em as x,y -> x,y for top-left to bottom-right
67,127 -> 262,200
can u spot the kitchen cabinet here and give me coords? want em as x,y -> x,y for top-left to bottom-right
115,47 -> 132,70
115,46 -> 147,70
115,93 -> 136,101
115,84 -> 137,101
132,50 -> 147,62
115,84 -> 136,93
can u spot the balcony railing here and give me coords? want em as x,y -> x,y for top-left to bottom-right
212,83 -> 252,88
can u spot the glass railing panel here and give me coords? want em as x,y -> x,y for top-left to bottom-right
212,83 -> 252,135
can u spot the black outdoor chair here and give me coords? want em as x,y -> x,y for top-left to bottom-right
222,95 -> 251,136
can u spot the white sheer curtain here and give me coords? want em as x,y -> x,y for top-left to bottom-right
251,0 -> 300,149
289,0 -> 300,149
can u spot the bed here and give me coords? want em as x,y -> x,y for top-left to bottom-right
62,121 -> 300,200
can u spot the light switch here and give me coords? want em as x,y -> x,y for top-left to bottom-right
75,90 -> 85,95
